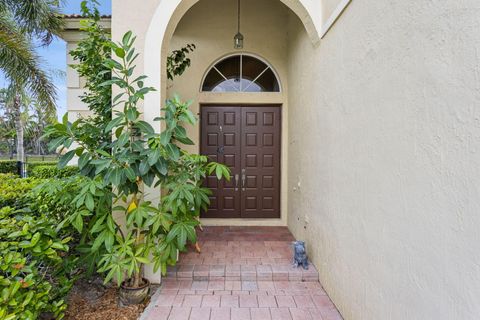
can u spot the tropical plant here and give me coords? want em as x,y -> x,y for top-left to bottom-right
43,32 -> 230,290
167,44 -> 196,80
69,0 -> 112,150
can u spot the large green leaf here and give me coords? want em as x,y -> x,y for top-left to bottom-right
126,108 -> 138,121
72,213 -> 83,233
124,166 -> 136,182
48,136 -> 66,152
78,153 -> 90,169
115,132 -> 129,148
85,193 -> 94,211
136,120 -> 155,135
166,224 -> 181,243
160,130 -> 171,146
58,150 -> 76,168
139,160 -> 149,176
109,167 -> 123,186
174,126 -> 187,138
143,171 -> 155,187
114,47 -> 125,58
104,116 -> 124,133
148,148 -> 161,166
122,31 -> 133,46
154,158 -> 168,175
91,230 -> 107,251
165,143 -> 180,160
92,159 -> 112,175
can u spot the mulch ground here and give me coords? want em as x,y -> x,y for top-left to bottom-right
65,277 -> 157,320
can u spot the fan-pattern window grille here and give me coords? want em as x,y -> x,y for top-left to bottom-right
202,54 -> 280,92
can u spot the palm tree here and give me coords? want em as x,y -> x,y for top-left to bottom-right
0,0 -> 63,109
0,86 -> 56,158
0,0 -> 63,174
27,99 -> 57,154
0,103 -> 16,157
0,86 -> 29,168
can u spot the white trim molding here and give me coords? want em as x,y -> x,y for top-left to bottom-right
321,0 -> 352,38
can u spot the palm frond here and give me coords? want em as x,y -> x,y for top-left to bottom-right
0,0 -> 64,46
0,16 -> 56,109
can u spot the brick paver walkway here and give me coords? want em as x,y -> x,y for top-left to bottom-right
140,227 -> 343,320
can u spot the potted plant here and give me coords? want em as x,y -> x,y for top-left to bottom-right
46,31 -> 230,304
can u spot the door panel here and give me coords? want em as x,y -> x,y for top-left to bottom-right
241,106 -> 281,218
201,106 -> 241,218
200,105 -> 281,218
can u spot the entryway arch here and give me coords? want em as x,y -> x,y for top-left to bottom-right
143,0 -> 320,126
143,0 -> 314,226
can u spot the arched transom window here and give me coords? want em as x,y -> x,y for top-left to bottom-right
202,54 -> 280,92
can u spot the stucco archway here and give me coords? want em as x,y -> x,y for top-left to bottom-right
142,0 -> 321,128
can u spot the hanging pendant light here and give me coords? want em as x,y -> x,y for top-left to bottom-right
234,0 -> 244,49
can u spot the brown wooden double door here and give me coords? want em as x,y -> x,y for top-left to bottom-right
200,105 -> 281,218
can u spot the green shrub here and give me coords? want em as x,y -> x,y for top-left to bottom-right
30,177 -> 87,231
27,162 -> 58,173
30,165 -> 78,179
0,176 -> 82,320
0,206 -> 75,320
0,161 -> 17,174
30,176 -> 111,274
0,173 -> 15,179
0,160 -> 59,175
0,174 -> 44,208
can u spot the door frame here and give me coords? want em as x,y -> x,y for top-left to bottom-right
200,104 -> 283,219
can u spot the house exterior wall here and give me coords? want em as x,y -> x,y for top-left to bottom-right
60,0 -> 480,318
111,1 -> 159,78
321,0 -> 341,22
286,1 -> 480,319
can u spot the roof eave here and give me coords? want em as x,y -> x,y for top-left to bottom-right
60,16 -> 111,41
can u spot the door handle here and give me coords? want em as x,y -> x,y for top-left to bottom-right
241,169 -> 246,191
234,174 -> 239,191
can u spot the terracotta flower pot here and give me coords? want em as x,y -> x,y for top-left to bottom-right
119,278 -> 150,305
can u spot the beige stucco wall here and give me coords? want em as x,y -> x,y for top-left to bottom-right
321,0 -> 341,22
286,1 -> 480,319
111,2 -> 159,91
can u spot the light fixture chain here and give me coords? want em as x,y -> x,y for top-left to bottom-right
234,0 -> 244,49
237,0 -> 241,33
